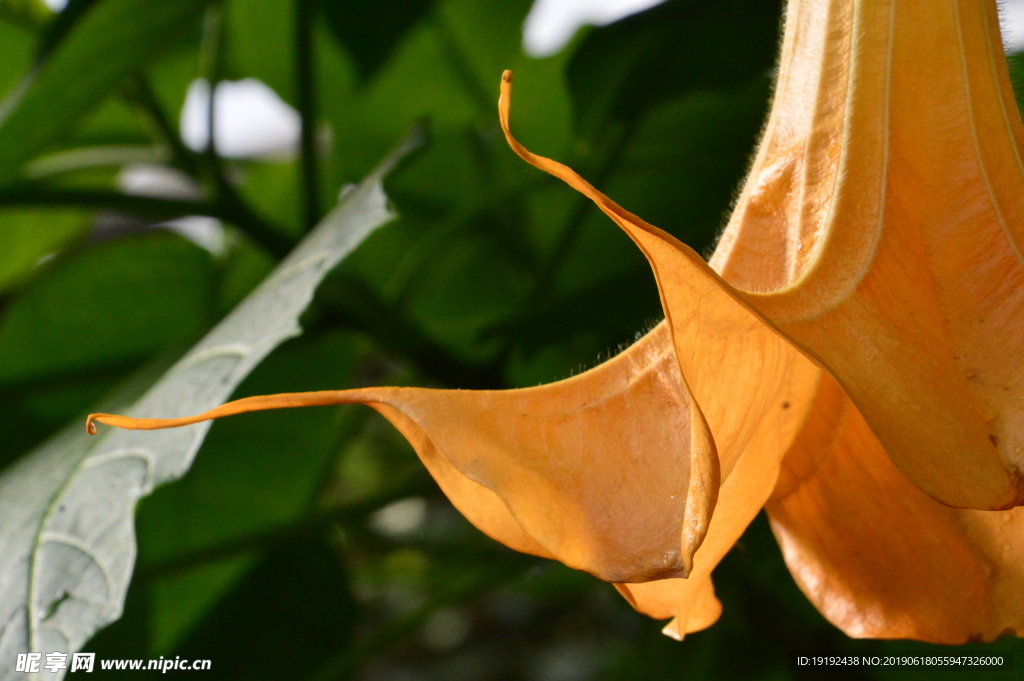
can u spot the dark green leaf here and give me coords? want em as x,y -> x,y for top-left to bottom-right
0,0 -> 51,32
567,0 -> 782,135
321,0 -> 436,81
0,21 -> 34,101
0,207 -> 88,294
175,536 -> 358,679
35,0 -> 97,59
0,233 -> 215,387
225,0 -> 295,104
0,0 -> 211,185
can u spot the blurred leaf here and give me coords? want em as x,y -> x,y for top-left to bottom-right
567,0 -> 781,135
601,76 -> 773,252
24,144 -> 167,179
147,554 -> 256,655
174,536 -> 357,680
396,227 -> 532,358
335,0 -> 578,369
216,238 -> 277,314
225,0 -> 295,104
322,0 -> 435,81
0,0 -> 51,32
314,21 -> 360,185
236,161 -> 303,238
0,0 -> 211,185
147,40 -> 204,137
0,233 -> 215,387
35,0 -> 96,59
0,208 -> 88,294
493,265 -> 659,357
438,0 -> 531,85
346,22 -> 477,156
70,97 -> 152,147
0,131 -> 419,677
0,21 -> 34,100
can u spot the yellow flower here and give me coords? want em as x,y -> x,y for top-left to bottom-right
89,0 -> 1024,644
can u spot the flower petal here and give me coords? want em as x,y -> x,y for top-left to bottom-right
91,322 -> 716,583
613,354 -> 820,638
768,372 -> 1024,643
89,73 -> 820,586
615,576 -> 721,641
498,71 -> 803,482
715,0 -> 1024,510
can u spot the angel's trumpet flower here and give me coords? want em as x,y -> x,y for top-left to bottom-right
613,0 -> 1024,642
88,0 -> 1024,644
714,0 -> 1024,512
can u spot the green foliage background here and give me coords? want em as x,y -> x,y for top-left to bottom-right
1,0 -> 1022,678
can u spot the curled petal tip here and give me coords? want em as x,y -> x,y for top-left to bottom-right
661,619 -> 683,641
501,69 -> 512,83
85,415 -> 99,435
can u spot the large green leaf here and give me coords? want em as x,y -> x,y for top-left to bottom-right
0,208 -> 88,295
589,76 -> 773,257
225,0 -> 295,105
0,21 -> 34,102
0,0 -> 210,185
330,0 -> 576,369
172,536 -> 358,678
321,0 -> 435,81
0,232 -> 216,476
0,233 -> 215,387
0,129 -> 421,679
35,0 -> 98,59
0,0 -> 50,32
567,0 -> 782,135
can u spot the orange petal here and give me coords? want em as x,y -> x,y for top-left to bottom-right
89,73 -> 821,586
613,354 -> 821,638
768,371 -> 1024,643
368,323 -> 720,582
91,323 -> 718,583
499,71 -> 802,482
499,71 -> 837,630
714,0 -> 1024,510
616,576 -> 721,641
